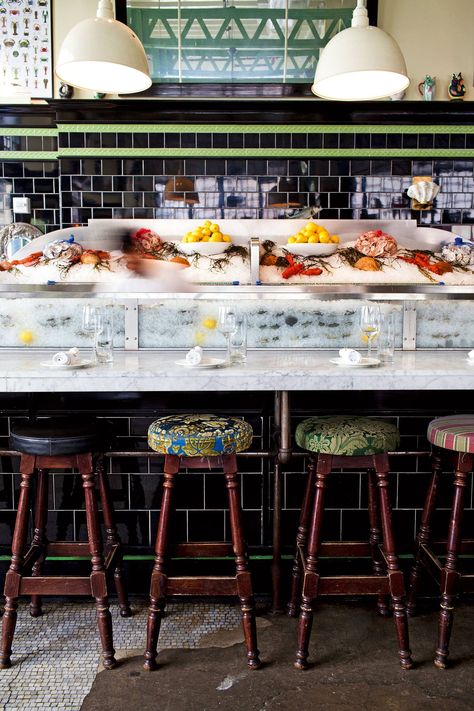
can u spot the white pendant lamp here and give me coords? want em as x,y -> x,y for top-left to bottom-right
56,0 -> 152,94
312,0 -> 409,101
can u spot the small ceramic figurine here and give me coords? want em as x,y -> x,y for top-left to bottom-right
418,75 -> 436,101
448,73 -> 466,101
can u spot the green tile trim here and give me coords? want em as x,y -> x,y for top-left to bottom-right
0,151 -> 58,160
0,127 -> 57,136
58,123 -> 474,135
58,147 -> 474,159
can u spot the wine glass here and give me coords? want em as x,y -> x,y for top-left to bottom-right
359,303 -> 381,360
217,306 -> 237,365
82,303 -> 99,359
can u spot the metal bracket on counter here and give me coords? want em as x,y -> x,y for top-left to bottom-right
250,237 -> 260,285
402,302 -> 417,350
124,299 -> 139,351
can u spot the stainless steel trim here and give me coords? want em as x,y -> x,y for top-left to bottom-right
403,302 -> 417,351
250,237 -> 260,285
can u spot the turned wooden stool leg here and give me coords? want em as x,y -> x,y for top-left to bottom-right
224,455 -> 261,670
97,457 -> 132,618
434,452 -> 471,669
79,454 -> 116,670
374,455 -> 413,670
144,454 -> 179,671
0,456 -> 35,669
287,460 -> 316,618
30,469 -> 49,618
294,454 -> 331,670
368,468 -> 390,617
407,448 -> 442,616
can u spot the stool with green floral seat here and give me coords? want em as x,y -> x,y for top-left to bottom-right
144,413 -> 261,672
289,415 -> 413,671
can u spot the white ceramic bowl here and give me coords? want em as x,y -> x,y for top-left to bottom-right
177,241 -> 231,256
285,243 -> 338,257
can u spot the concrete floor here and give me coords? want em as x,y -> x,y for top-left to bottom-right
82,601 -> 474,711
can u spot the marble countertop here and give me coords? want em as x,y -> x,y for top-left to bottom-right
0,349 -> 472,392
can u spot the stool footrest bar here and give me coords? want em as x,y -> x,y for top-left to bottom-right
166,576 -> 238,596
19,576 -> 92,596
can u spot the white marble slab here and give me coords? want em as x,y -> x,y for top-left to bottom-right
0,349 -> 473,393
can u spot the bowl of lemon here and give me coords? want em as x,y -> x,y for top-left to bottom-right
179,221 -> 232,255
285,222 -> 340,256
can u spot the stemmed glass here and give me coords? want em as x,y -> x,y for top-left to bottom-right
359,303 -> 381,360
82,303 -> 99,360
217,306 -> 237,365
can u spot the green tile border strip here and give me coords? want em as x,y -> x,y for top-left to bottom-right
58,147 -> 474,159
0,128 -> 57,136
58,123 -> 474,135
0,151 -> 58,160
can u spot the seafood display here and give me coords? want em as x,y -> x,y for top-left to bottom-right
354,230 -> 398,257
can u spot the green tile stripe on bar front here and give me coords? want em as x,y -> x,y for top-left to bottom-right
58,123 -> 474,135
0,151 -> 58,160
0,127 -> 58,136
58,147 -> 474,159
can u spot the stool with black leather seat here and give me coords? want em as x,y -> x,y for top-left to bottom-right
144,414 -> 261,672
0,418 -> 131,670
288,415 -> 413,671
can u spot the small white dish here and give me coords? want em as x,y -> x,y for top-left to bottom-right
40,359 -> 95,369
285,243 -> 338,257
330,357 -> 381,368
177,241 -> 231,256
175,357 -> 227,369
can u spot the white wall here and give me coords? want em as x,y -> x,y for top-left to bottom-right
53,0 -> 472,101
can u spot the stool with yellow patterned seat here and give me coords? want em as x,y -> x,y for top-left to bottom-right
144,414 -> 261,671
408,415 -> 474,668
288,415 -> 413,670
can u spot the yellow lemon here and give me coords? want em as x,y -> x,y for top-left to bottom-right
201,228 -> 211,237
330,234 -> 340,243
203,317 -> 217,330
201,236 -> 210,242
296,234 -> 308,243
211,231 -> 222,240
210,223 -> 220,233
222,235 -> 232,242
203,220 -> 211,227
19,330 -> 34,345
319,233 -> 330,244
288,236 -> 297,244
195,331 -> 206,346
308,235 -> 319,243
305,222 -> 318,232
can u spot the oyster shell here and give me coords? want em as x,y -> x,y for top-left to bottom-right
407,180 -> 440,205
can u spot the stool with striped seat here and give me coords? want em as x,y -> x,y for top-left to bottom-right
144,414 -> 261,671
289,415 -> 412,670
408,415 -> 474,668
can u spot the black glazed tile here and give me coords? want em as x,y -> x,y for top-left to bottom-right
387,133 -> 402,149
4,162 -> 24,177
133,208 -> 154,219
419,134 -> 434,149
309,159 -> 329,175
181,133 -> 196,148
61,192 -> 82,208
149,133 -> 164,148
45,194 -> 60,209
196,133 -> 212,148
188,511 -> 224,542
339,133 -> 355,149
134,176 -> 154,191
123,159 -> 144,175
164,133 -> 180,148
58,133 -> 69,149
71,176 -> 92,191
244,134 -> 259,149
205,159 -> 226,175
81,159 -> 101,175
43,161 -> 59,177
371,134 -> 386,148
113,207 -> 134,219
355,133 -> 370,149
340,176 -> 357,191
71,208 -> 92,223
212,134 -> 227,149
13,178 -> 33,193
402,134 -> 418,149
164,159 -> 182,175
319,176 -> 339,192
288,160 -> 308,176
69,133 -> 85,149
92,176 -> 112,191
434,160 -> 453,175
27,136 -> 43,151
23,193 -> 43,209
61,208 -> 71,224
92,208 -> 113,219
319,208 -> 338,219
60,176 -> 71,191
23,161 -> 43,177
247,159 -> 267,175
392,159 -> 412,175
42,136 -> 57,152
442,209 -> 462,223
330,159 -> 350,176
434,134 -> 450,149
371,160 -> 392,175
351,159 -> 371,175
412,160 -> 433,176
260,133 -> 275,148
123,192 -> 143,207
323,133 -> 338,149
113,176 -> 133,191
339,208 -> 354,219
291,134 -> 307,149
229,134 -> 244,148
461,210 -> 474,224
102,159 -> 122,175
267,159 -> 288,176
330,192 -> 349,208
276,133 -> 291,148
86,133 -> 101,148
450,134 -> 466,149
308,133 -> 323,149
144,192 -> 159,207
467,135 -> 474,149
33,209 -> 56,223
453,160 -> 473,174
102,192 -> 123,207
133,133 -> 149,149
82,192 -> 103,207
117,133 -> 134,148
185,159 -> 205,175
101,133 -> 117,149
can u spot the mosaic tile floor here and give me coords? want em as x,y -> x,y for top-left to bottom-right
0,600 -> 243,711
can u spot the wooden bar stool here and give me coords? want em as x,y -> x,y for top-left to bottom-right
0,418 -> 131,670
144,414 -> 261,672
408,415 -> 474,668
289,415 -> 413,670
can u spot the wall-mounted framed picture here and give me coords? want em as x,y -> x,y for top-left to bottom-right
0,0 -> 53,99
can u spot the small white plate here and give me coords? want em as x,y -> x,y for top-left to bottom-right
285,243 -> 338,257
330,357 -> 381,368
40,359 -> 95,369
175,357 -> 227,369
